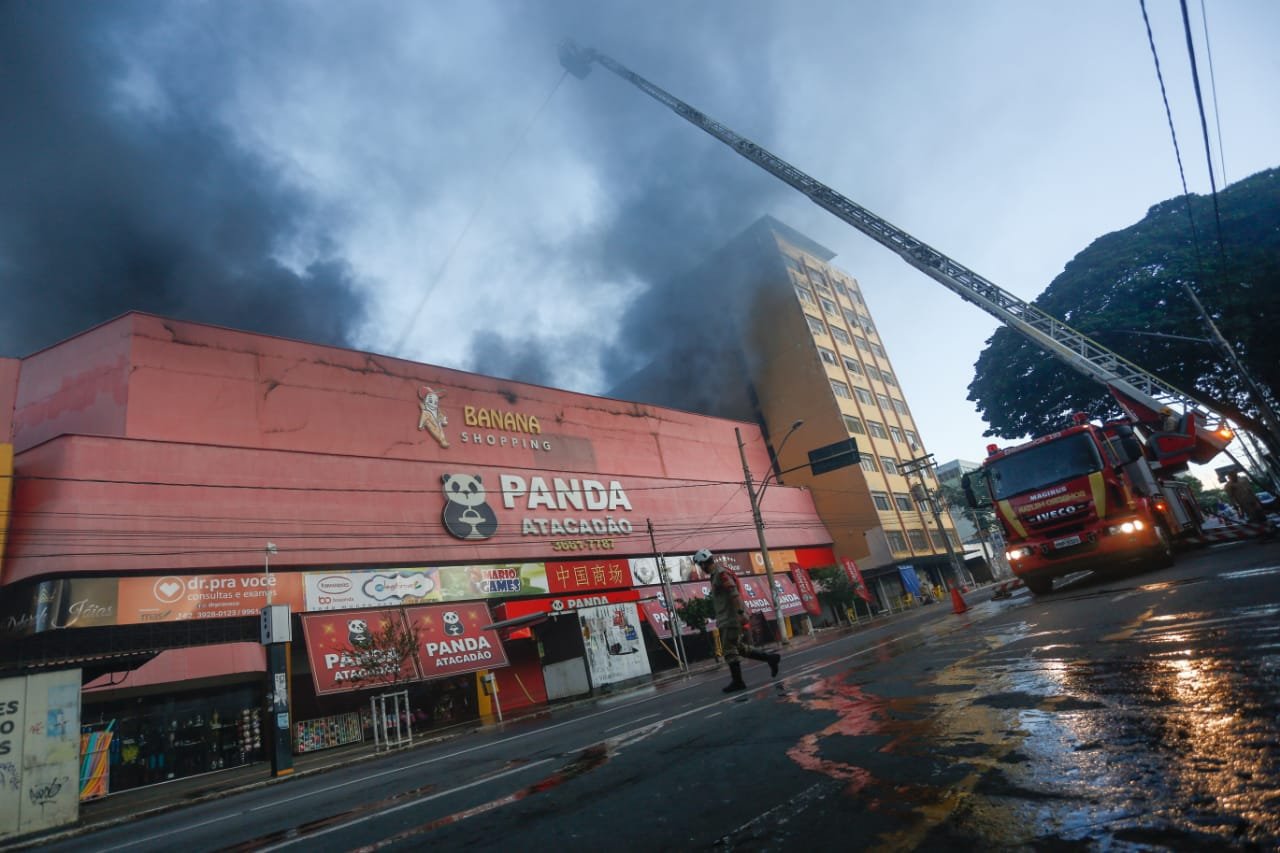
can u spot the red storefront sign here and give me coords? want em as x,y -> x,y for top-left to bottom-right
300,609 -> 422,695
495,589 -> 640,620
843,558 -> 875,603
544,559 -> 633,593
635,588 -> 701,638
790,564 -> 822,616
403,602 -> 508,679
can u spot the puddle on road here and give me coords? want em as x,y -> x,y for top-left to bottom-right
782,605 -> 1280,849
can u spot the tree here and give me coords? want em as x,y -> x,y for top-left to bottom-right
1175,473 -> 1226,514
968,168 -> 1280,454
673,595 -> 715,636
335,610 -> 422,690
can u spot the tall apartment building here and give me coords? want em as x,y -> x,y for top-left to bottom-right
612,215 -> 965,595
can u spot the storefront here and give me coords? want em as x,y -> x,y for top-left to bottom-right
0,313 -> 837,794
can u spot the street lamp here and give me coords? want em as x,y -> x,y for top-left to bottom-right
736,419 -> 804,645
265,541 -> 278,605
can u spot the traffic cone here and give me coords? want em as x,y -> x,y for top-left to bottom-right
950,585 -> 969,614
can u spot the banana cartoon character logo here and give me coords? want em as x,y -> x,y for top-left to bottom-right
418,386 -> 449,448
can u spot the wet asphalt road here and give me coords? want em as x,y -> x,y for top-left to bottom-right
34,539 -> 1280,851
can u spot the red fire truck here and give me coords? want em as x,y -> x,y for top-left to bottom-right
964,409 -> 1217,594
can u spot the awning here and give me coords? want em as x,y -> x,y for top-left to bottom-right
483,612 -> 549,632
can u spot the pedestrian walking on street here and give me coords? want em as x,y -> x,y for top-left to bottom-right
1225,472 -> 1273,540
693,549 -> 780,692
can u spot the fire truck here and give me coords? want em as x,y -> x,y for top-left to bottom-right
964,412 -> 1213,594
558,41 -> 1241,593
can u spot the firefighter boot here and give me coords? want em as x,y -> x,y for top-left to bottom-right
744,649 -> 781,678
722,661 -> 747,693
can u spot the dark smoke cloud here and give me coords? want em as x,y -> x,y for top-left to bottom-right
464,4 -> 795,389
0,3 -> 365,357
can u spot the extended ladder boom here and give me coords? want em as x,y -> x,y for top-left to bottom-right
559,41 -> 1231,455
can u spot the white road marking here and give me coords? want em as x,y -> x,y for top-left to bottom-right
605,712 -> 658,732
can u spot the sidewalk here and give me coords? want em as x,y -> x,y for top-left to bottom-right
10,600 -> 974,849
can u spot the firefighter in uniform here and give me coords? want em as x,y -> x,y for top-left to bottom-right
693,549 -> 781,692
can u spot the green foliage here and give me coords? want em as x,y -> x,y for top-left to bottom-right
968,168 -> 1280,443
809,566 -> 854,612
938,480 -> 995,531
337,610 -> 422,689
673,595 -> 716,635
1176,473 -> 1227,513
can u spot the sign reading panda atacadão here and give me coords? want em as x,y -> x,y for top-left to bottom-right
441,471 -> 635,547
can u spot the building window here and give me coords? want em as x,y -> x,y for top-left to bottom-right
795,285 -> 816,305
842,308 -> 858,327
947,531 -> 961,548
859,314 -> 876,334
877,393 -> 893,410
842,356 -> 863,376
917,495 -> 934,513
807,269 -> 830,292
871,342 -> 887,358
854,336 -> 871,352
860,456 -> 878,473
830,326 -> 852,345
905,430 -> 919,448
867,420 -> 888,439
818,346 -> 837,366
851,289 -> 865,305
864,364 -> 882,382
929,529 -> 946,549
881,456 -> 899,475
885,530 -> 908,552
820,297 -> 839,315
894,494 -> 914,511
907,529 -> 929,549
832,279 -> 849,297
831,379 -> 852,399
889,426 -> 904,444
893,399 -> 908,415
871,491 -> 891,511
806,315 -> 826,337
843,415 -> 866,434
854,387 -> 874,405
784,255 -> 803,272
881,371 -> 897,386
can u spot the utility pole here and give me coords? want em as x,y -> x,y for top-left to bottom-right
737,428 -> 785,643
900,454 -> 967,588
735,422 -> 805,645
647,518 -> 687,672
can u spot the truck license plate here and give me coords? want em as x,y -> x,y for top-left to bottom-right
1053,535 -> 1082,549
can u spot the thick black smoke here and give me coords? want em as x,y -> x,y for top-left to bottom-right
0,3 -> 365,357
462,5 -> 793,389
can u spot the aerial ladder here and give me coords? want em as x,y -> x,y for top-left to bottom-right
558,41 -> 1240,471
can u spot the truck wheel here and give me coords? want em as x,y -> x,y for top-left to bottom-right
1023,576 -> 1052,595
1150,522 -> 1175,570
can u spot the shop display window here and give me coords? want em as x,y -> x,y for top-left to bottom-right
85,684 -> 264,792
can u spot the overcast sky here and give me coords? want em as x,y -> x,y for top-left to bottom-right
3,1 -> 1277,472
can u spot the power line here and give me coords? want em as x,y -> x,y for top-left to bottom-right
392,68 -> 569,356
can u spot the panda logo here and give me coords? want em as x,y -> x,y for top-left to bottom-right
442,610 -> 464,637
348,618 -> 373,648
441,473 -> 498,540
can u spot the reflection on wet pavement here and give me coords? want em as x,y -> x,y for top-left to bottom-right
784,601 -> 1280,848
